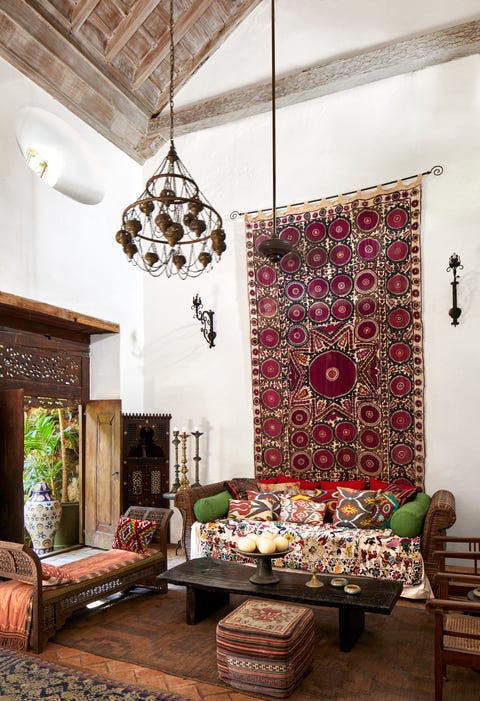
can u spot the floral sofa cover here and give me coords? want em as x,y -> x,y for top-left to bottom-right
194,518 -> 423,586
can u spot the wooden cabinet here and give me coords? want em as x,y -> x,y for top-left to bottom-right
122,413 -> 171,510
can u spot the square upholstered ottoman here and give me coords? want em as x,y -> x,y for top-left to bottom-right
216,598 -> 314,698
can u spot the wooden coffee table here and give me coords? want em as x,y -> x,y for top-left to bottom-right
159,558 -> 402,652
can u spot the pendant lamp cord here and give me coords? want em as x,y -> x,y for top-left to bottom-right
169,0 -> 175,147
271,0 -> 277,236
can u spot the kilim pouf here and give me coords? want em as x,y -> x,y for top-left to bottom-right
216,598 -> 314,698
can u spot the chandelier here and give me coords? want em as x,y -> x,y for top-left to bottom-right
115,0 -> 226,278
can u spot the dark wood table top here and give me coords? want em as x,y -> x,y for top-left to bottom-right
160,558 -> 403,614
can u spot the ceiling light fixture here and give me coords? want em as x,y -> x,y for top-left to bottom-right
115,0 -> 226,278
258,0 -> 293,263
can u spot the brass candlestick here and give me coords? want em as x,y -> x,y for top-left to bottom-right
191,430 -> 203,487
170,429 -> 181,493
179,430 -> 190,490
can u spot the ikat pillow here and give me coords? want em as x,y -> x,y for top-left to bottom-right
41,563 -> 75,586
112,516 -> 157,553
333,488 -> 376,529
279,495 -> 326,525
224,478 -> 259,500
228,493 -> 280,521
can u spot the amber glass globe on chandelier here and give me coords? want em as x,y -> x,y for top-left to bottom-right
115,0 -> 226,279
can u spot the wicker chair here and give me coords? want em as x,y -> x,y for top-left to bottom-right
426,540 -> 480,700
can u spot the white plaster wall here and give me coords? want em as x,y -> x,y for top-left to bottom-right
0,60 -> 145,408
144,55 -> 480,536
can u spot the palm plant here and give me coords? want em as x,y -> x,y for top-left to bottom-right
23,409 -> 79,503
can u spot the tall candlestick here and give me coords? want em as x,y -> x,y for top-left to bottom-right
170,429 -> 181,493
179,430 -> 190,490
191,430 -> 203,487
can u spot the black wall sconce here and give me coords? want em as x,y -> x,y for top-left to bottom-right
192,295 -> 216,348
447,253 -> 463,326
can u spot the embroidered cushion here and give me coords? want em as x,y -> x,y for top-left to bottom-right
193,490 -> 231,523
228,494 -> 280,521
333,488 -> 376,528
279,495 -> 326,524
370,491 -> 400,529
112,516 -> 157,553
320,480 -> 366,491
224,478 -> 259,500
369,477 -> 390,491
255,481 -> 301,495
41,563 -> 75,586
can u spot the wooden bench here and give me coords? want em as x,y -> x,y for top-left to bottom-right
0,506 -> 172,652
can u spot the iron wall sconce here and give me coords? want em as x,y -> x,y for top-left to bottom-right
447,253 -> 463,326
192,295 -> 216,348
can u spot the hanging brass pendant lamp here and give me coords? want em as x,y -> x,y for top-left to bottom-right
258,0 -> 293,263
115,0 -> 226,279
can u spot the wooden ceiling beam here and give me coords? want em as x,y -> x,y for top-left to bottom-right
148,19 -> 480,139
105,0 -> 160,63
133,0 -> 214,89
70,0 -> 101,32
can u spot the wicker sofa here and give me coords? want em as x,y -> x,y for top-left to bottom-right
175,481 -> 456,593
0,506 -> 172,652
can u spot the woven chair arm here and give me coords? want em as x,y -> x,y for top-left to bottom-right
174,481 -> 227,559
421,490 -> 456,590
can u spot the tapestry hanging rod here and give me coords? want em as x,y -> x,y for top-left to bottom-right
229,164 -> 444,220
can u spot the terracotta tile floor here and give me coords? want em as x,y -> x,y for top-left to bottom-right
34,545 -> 424,701
35,545 -> 253,701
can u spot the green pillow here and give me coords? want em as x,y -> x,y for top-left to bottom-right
193,490 -> 231,523
390,492 -> 431,537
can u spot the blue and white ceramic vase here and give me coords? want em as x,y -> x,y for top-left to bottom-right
24,481 -> 62,554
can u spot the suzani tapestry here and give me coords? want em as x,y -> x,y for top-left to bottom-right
245,177 -> 424,486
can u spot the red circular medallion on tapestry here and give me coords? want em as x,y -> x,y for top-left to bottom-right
312,423 -> 334,444
387,240 -> 408,262
285,281 -> 306,301
261,358 -> 281,379
291,430 -> 310,448
330,243 -> 352,266
387,273 -> 409,296
309,302 -> 330,324
290,408 -> 310,427
258,296 -> 278,317
335,421 -> 357,442
305,221 -> 327,243
386,207 -> 409,230
291,452 -> 311,471
359,451 -> 382,475
357,237 -> 380,260
360,428 -> 380,449
388,308 -> 411,329
309,351 -> 357,398
359,403 -> 381,425
287,304 -> 306,322
336,447 -> 357,469
356,296 -> 376,316
357,209 -> 380,231
261,389 -> 281,409
256,265 -> 277,286
389,342 -> 411,364
330,274 -> 353,297
331,299 -> 353,321
280,251 -> 302,274
307,278 -> 329,299
390,410 -> 412,431
328,217 -> 351,240
355,270 -> 377,293
262,417 -> 283,438
306,247 -> 327,268
391,443 -> 413,465
389,375 -> 412,397
259,328 -> 280,349
313,448 -> 335,470
264,447 -> 283,468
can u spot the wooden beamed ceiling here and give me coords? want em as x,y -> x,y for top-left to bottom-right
0,2 -> 479,164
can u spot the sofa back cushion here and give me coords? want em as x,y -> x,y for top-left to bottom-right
224,478 -> 259,500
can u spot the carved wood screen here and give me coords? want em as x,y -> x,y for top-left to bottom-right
0,327 -> 89,409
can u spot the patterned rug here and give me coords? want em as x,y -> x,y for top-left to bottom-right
0,648 -> 189,701
245,178 -> 425,485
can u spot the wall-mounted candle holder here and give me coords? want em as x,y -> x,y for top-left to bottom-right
192,294 -> 216,348
447,253 -> 463,327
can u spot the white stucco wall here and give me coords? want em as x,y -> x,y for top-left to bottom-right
0,60 -> 145,408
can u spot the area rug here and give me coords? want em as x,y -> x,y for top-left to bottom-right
245,177 -> 425,485
0,647 -> 189,701
51,587 -> 479,700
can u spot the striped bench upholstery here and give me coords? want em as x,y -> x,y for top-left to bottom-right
216,598 -> 314,698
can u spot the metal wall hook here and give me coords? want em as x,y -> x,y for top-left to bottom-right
192,295 -> 216,347
447,253 -> 463,326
